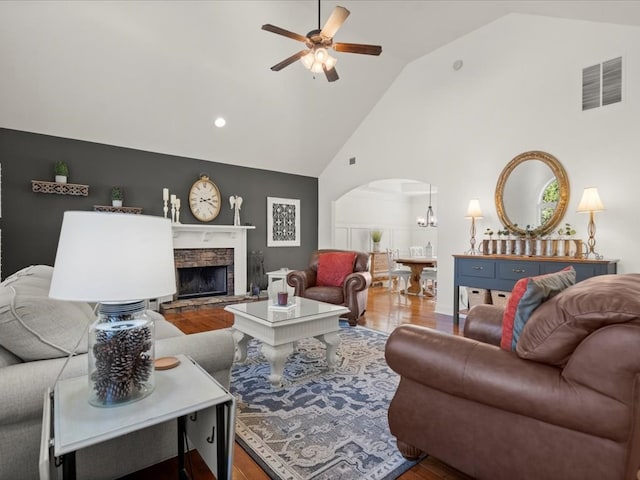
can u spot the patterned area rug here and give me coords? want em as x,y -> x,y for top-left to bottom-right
230,322 -> 419,480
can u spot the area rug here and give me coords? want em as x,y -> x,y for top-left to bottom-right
230,322 -> 420,480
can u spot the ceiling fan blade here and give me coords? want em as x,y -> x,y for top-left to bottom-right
333,42 -> 382,56
323,65 -> 339,82
262,24 -> 308,43
320,6 -> 350,39
270,50 -> 309,71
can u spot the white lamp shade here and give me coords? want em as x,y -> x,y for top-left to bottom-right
49,212 -> 176,302
301,52 -> 314,69
577,187 -> 605,213
465,199 -> 484,218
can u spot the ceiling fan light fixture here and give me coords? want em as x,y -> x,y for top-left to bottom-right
324,55 -> 337,70
310,61 -> 325,74
301,52 -> 314,69
314,47 -> 328,62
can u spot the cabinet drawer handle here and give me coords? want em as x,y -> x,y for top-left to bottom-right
512,269 -> 526,273
472,266 -> 483,270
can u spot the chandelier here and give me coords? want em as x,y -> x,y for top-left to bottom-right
417,184 -> 438,227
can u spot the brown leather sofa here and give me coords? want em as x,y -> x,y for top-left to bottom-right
287,249 -> 371,326
385,274 -> 640,480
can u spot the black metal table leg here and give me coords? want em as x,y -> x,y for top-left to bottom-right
178,415 -> 189,479
62,452 -> 76,480
216,404 -> 227,480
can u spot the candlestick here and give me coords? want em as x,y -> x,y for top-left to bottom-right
171,200 -> 176,223
163,199 -> 168,218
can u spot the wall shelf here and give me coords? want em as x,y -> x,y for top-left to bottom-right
32,180 -> 89,196
93,205 -> 143,214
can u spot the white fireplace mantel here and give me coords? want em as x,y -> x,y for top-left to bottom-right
171,224 -> 256,295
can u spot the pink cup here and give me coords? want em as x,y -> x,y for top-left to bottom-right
277,292 -> 288,306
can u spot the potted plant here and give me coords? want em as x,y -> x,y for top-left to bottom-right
111,186 -> 124,207
371,230 -> 383,252
54,161 -> 69,184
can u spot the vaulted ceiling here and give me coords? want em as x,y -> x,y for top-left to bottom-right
1,1 -> 640,177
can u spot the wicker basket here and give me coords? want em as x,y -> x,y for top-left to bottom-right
466,288 -> 492,309
490,290 -> 512,308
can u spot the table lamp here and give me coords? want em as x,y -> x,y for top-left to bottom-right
577,187 -> 605,259
49,212 -> 176,407
465,199 -> 483,255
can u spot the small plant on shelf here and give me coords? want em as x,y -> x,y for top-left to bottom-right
54,161 -> 69,183
111,186 -> 124,207
484,228 -> 494,238
558,223 -> 576,237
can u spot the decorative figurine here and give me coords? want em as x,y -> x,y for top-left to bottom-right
229,195 -> 243,226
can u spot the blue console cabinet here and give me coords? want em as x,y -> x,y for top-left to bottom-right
453,255 -> 618,325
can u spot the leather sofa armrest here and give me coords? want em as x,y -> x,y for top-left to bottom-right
287,269 -> 316,296
343,271 -> 371,294
385,325 -> 627,440
463,304 -> 504,346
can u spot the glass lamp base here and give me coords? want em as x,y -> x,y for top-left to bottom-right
89,301 -> 155,407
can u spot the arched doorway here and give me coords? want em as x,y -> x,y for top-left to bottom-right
331,179 -> 438,257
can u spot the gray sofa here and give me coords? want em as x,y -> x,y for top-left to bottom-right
0,265 -> 236,480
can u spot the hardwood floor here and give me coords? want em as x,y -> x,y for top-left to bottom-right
129,285 -> 472,480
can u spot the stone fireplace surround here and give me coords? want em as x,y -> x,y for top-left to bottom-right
159,224 -> 255,312
174,249 -> 233,298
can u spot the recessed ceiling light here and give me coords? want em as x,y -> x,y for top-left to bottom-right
214,117 -> 226,128
453,60 -> 463,71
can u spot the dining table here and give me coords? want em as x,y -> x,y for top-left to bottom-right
395,257 -> 438,296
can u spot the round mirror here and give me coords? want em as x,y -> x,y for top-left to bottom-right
495,151 -> 569,237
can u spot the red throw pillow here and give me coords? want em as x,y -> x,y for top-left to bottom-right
500,266 -> 576,351
317,252 -> 357,287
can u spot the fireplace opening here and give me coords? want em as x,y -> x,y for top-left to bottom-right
177,266 -> 228,299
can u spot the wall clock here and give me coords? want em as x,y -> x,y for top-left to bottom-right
189,174 -> 221,222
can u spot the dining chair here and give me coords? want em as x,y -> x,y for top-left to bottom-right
386,249 -> 411,292
421,266 -> 437,297
409,246 -> 425,257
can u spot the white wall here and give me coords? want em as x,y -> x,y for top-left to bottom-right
333,185 -> 439,256
319,14 -> 640,315
333,188 -> 413,254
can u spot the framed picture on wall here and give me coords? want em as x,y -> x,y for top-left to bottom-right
267,197 -> 300,247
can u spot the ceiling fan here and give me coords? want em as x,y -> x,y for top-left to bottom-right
262,1 -> 382,82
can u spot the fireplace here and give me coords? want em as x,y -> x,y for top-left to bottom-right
173,247 -> 234,300
166,225 -> 255,301
176,265 -> 227,299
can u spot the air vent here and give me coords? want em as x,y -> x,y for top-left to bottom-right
602,57 -> 622,106
582,56 -> 622,111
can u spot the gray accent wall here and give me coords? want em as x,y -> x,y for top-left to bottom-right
0,128 -> 318,284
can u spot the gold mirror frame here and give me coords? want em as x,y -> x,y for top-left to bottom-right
495,151 -> 569,237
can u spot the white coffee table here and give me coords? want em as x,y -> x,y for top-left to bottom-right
225,297 -> 349,386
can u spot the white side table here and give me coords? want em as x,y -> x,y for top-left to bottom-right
266,268 -> 294,299
40,354 -> 235,480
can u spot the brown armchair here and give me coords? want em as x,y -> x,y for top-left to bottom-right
287,249 -> 371,326
385,274 -> 640,480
